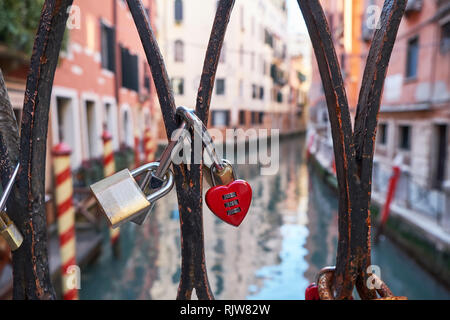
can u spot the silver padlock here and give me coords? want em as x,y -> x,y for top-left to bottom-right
90,162 -> 174,228
0,163 -> 23,251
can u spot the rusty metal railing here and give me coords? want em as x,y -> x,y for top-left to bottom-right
297,0 -> 407,299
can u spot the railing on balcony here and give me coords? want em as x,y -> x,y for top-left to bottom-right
373,162 -> 450,230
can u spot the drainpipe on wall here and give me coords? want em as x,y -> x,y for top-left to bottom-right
113,0 -> 121,143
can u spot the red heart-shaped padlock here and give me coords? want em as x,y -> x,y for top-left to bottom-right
305,283 -> 320,300
205,180 -> 252,227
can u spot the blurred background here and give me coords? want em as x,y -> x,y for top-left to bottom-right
0,0 -> 448,299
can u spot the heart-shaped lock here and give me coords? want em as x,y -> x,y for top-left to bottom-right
205,180 -> 252,227
305,283 -> 320,300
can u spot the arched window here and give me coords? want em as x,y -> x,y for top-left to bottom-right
121,106 -> 133,147
174,40 -> 184,62
175,0 -> 183,23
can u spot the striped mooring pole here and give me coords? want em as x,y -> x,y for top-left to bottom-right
134,132 -> 141,168
52,143 -> 78,300
102,129 -> 120,257
144,127 -> 156,163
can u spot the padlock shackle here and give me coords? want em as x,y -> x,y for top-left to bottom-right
176,106 -> 225,172
146,169 -> 174,203
210,159 -> 236,186
131,162 -> 160,177
0,163 -> 20,212
131,162 -> 175,203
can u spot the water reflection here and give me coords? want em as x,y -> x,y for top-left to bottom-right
80,135 -> 450,300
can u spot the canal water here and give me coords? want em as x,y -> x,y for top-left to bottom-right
80,135 -> 450,300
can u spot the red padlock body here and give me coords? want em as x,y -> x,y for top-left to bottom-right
305,283 -> 320,300
205,180 -> 252,227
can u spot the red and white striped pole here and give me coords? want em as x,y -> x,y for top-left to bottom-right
144,127 -> 156,163
53,143 -> 78,300
134,131 -> 141,168
331,157 -> 336,176
102,130 -> 120,257
375,164 -> 401,242
306,132 -> 315,160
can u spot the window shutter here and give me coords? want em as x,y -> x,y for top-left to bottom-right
107,26 -> 116,72
132,53 -> 139,92
121,46 -> 139,92
175,0 -> 183,22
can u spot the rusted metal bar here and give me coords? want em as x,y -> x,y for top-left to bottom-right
297,0 -> 407,299
126,0 -> 234,300
7,0 -> 73,299
185,0 -> 235,300
296,0 -> 358,299
353,0 -> 408,300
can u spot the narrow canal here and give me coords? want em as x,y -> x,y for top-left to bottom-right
80,135 -> 450,300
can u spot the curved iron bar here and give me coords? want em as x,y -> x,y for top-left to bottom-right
0,0 -> 74,299
296,0 -> 358,299
353,0 -> 408,300
126,0 -> 235,300
297,0 -> 407,299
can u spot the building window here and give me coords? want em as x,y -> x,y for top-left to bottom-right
379,123 -> 388,145
144,66 -> 151,91
100,22 -> 115,72
175,0 -> 183,23
259,86 -> 265,100
264,29 -> 273,47
171,77 -> 184,95
104,103 -> 112,132
123,109 -> 132,147
56,96 -> 77,166
406,37 -> 419,79
174,40 -> 184,62
441,21 -> 450,54
434,124 -> 448,188
85,100 -> 98,158
399,125 -> 411,151
251,112 -> 258,124
121,46 -> 139,92
216,78 -> 225,95
276,91 -> 283,103
239,110 -> 246,125
258,112 -> 264,125
239,79 -> 244,97
211,110 -> 230,127
252,84 -> 257,99
56,97 -> 71,143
